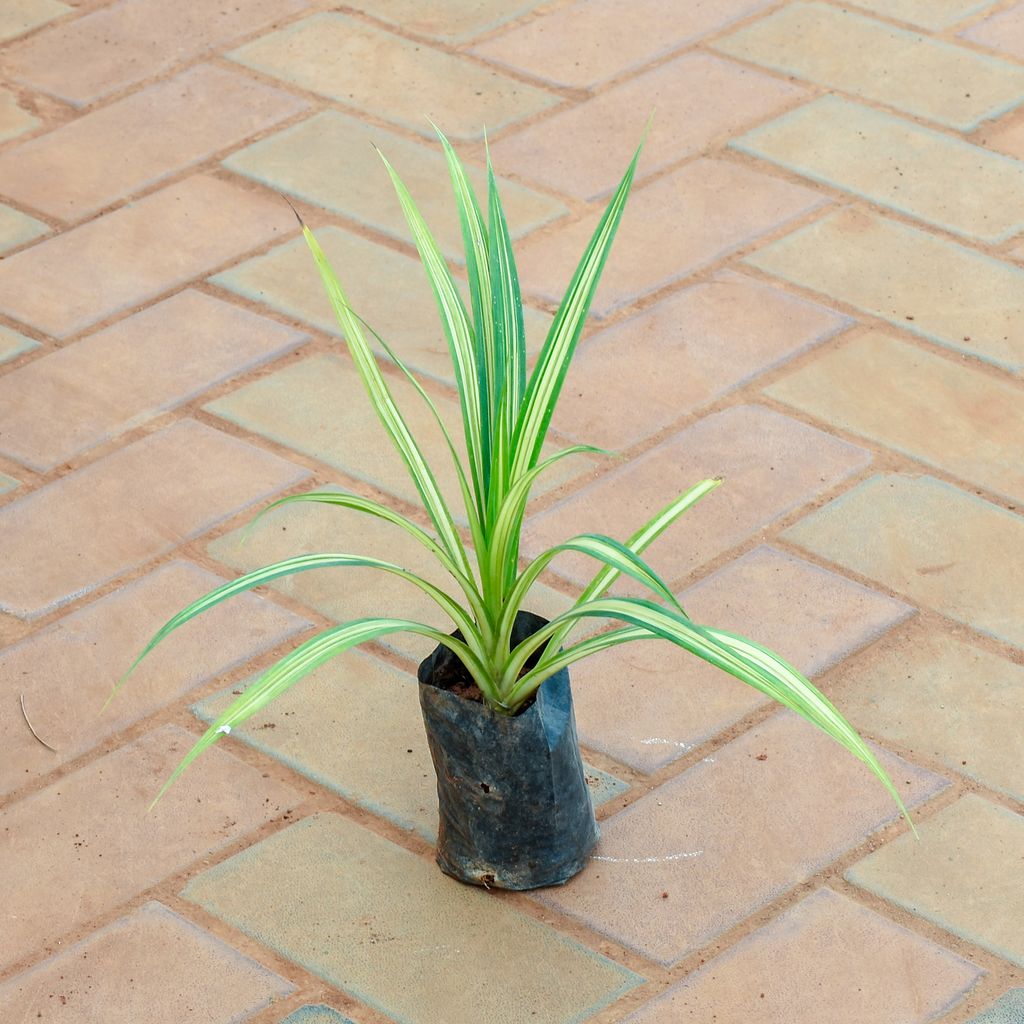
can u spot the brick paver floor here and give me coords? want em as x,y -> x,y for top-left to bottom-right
0,1 -> 1021,1021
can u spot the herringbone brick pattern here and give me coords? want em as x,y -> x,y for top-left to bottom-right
0,1 -> 1020,1021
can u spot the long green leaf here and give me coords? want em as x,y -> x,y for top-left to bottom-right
486,443 -> 606,602
486,149 -> 525,523
497,534 -> 683,652
377,149 -> 486,522
332,300 -> 492,595
506,596 -> 916,833
511,133 -> 646,481
300,224 -> 469,578
435,127 -> 497,499
537,477 -> 721,659
108,553 -> 482,709
149,616 -> 489,809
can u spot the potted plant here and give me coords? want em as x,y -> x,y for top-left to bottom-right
114,130 -> 913,890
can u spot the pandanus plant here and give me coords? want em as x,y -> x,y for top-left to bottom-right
113,127 -> 914,832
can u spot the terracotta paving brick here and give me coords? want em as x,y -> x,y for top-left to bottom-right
524,404 -> 871,589
0,85 -> 38,142
206,483 -> 589,664
211,225 -> 550,385
967,990 -> 1024,1023
0,0 -> 70,43
0,65 -> 308,222
183,813 -> 643,1024
0,559 -> 310,798
830,627 -> 1024,801
223,109 -> 565,261
848,0 -> 999,30
713,1 -> 1024,131
0,0 -> 307,106
0,289 -> 308,472
0,321 -> 38,363
783,473 -> 1024,649
765,330 -> 1024,502
0,419 -> 309,620
490,53 -> 807,201
962,3 -> 1024,61
194,649 -> 625,841
0,200 -> 46,250
734,95 -> 1024,243
624,888 -> 982,1022
848,794 -> 1024,965
0,901 -> 295,1022
229,13 -> 559,142
746,207 -> 1024,372
345,0 -> 539,42
572,545 -> 913,773
0,724 -> 299,971
204,352 -> 589,518
472,0 -> 774,89
0,175 -> 295,338
539,712 -> 946,964
517,159 -> 826,318
980,114 -> 1024,160
552,270 -> 849,449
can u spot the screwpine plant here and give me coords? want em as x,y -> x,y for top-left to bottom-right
117,129 -> 913,830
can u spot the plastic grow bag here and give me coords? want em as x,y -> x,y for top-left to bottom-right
417,611 -> 599,890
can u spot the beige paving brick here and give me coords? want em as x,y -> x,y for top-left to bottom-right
0,0 -> 307,107
523,404 -> 871,589
848,0 -> 999,29
229,13 -> 559,142
625,889 -> 981,1022
0,201 -> 47,251
573,546 -> 912,773
0,901 -> 295,1022
183,813 -> 642,1024
518,158 -> 825,317
0,65 -> 308,222
831,628 -> 1024,801
203,352 -> 589,520
713,1 -> 1024,131
0,85 -> 38,143
0,289 -> 308,472
962,3 -> 1024,61
552,270 -> 848,449
211,225 -> 550,385
0,0 -> 70,42
0,419 -> 308,620
783,473 -> 1024,649
223,109 -> 565,261
343,0 -> 539,42
472,0 -> 774,89
848,795 -> 1024,965
0,175 -> 294,338
0,322 -> 39,363
490,53 -> 806,201
766,330 -> 1024,502
735,95 -> 1024,242
540,712 -> 945,964
0,725 -> 299,971
0,560 -> 310,798
746,207 -> 1024,372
